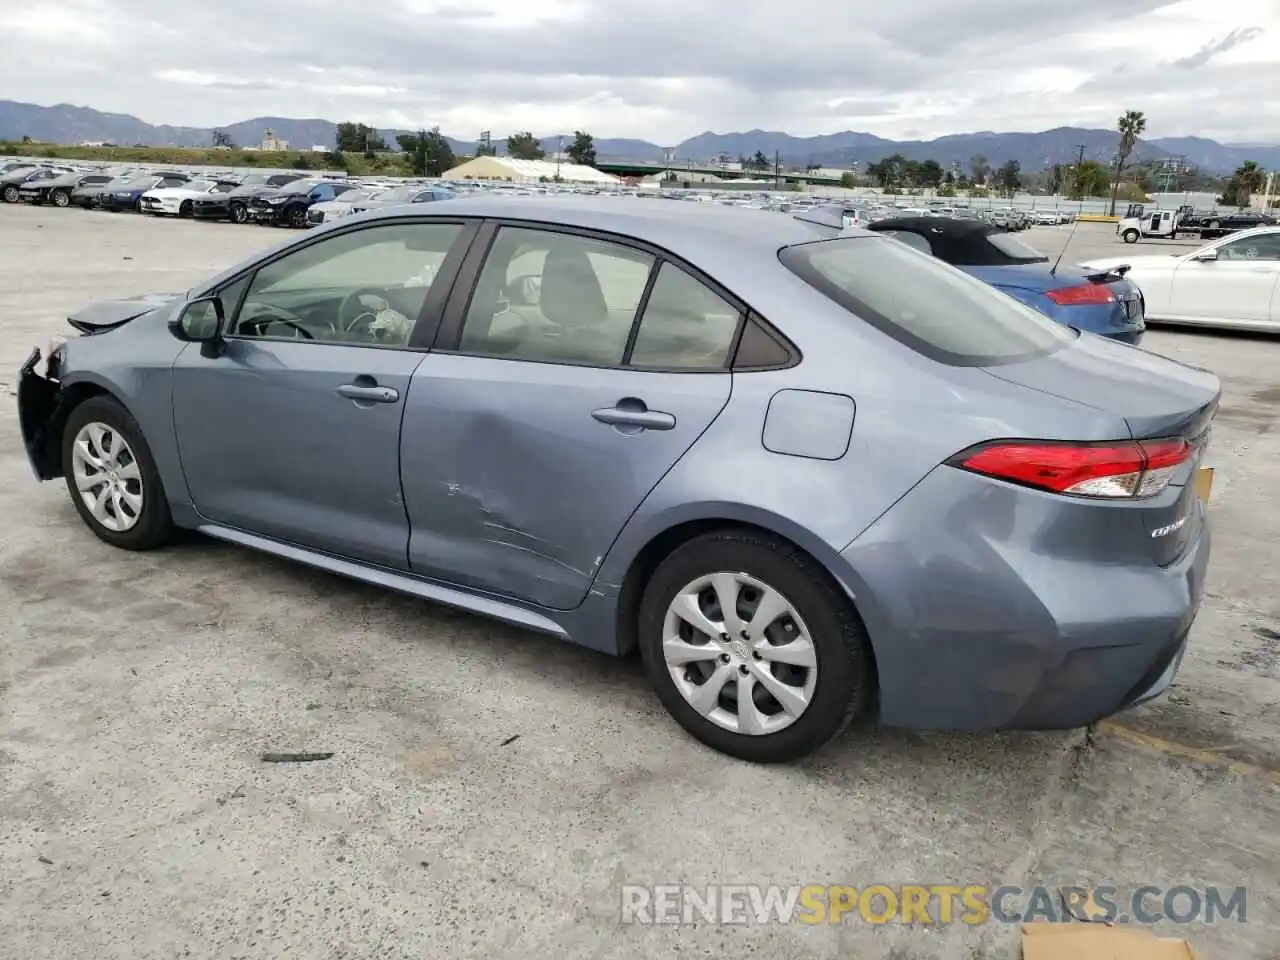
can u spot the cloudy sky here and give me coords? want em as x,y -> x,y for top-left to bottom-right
7,0 -> 1279,144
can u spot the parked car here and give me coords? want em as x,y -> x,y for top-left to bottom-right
140,179 -> 240,218
17,197 -> 1218,762
100,173 -> 191,212
1,165 -> 76,202
191,173 -> 305,223
305,187 -> 387,227
307,184 -> 457,225
1192,211 -> 1278,239
19,170 -> 112,207
247,178 -> 359,227
1079,225 -> 1280,332
71,173 -> 139,209
867,216 -> 1147,342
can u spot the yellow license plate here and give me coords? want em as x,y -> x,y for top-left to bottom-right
1194,467 -> 1214,504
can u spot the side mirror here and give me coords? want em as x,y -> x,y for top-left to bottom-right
170,295 -> 225,343
1191,248 -> 1218,262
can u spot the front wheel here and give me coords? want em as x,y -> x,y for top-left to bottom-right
230,202 -> 248,224
638,530 -> 873,762
179,200 -> 192,218
52,189 -> 70,207
61,396 -> 175,551
287,205 -> 307,228
1,185 -> 18,203
1122,229 -> 1139,243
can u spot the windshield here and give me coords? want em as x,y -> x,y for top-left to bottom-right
984,231 -> 1050,263
279,179 -> 321,195
101,176 -> 135,189
375,186 -> 416,203
779,236 -> 1075,366
181,180 -> 216,192
341,189 -> 382,203
125,176 -> 159,188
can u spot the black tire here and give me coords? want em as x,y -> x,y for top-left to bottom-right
638,530 -> 873,763
2,185 -> 18,203
1122,229 -> 1139,244
179,200 -> 192,218
52,189 -> 70,207
230,202 -> 247,224
287,204 -> 307,228
61,396 -> 175,551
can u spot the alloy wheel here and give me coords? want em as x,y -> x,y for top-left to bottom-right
661,572 -> 818,735
70,422 -> 144,532
53,190 -> 70,207
231,204 -> 247,223
2,186 -> 17,202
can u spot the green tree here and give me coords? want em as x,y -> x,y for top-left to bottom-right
212,129 -> 236,149
20,134 -> 32,144
996,159 -> 1021,197
936,183 -> 957,198
566,131 -> 597,167
335,122 -> 386,155
506,131 -> 545,160
867,154 -> 906,189
1218,160 -> 1266,207
396,128 -> 456,176
1108,109 -> 1147,215
917,159 -> 944,188
751,150 -> 770,170
1068,160 -> 1111,199
839,172 -> 857,189
291,153 -> 311,170
970,154 -> 990,185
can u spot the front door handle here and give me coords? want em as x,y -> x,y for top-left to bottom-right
337,383 -> 399,403
592,399 -> 676,431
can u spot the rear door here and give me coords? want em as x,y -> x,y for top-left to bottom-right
400,222 -> 740,610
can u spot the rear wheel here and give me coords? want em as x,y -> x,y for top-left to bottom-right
2,185 -> 18,203
230,202 -> 248,223
52,189 -> 70,207
61,396 -> 175,551
1122,228 -> 1139,243
638,530 -> 873,762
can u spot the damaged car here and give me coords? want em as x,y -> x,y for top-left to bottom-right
17,196 -> 1219,764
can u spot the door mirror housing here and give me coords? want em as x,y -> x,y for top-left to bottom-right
171,295 -> 225,344
1191,248 -> 1218,262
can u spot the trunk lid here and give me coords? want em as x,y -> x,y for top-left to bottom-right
982,334 -> 1219,566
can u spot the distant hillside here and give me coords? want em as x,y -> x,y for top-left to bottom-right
3,99 -> 1277,173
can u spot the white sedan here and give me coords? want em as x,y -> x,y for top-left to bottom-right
1079,226 -> 1280,332
139,179 -> 237,217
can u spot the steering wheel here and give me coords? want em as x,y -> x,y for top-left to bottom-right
338,287 -> 395,334
237,301 -> 317,339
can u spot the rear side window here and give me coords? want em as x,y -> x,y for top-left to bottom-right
779,236 -> 1075,366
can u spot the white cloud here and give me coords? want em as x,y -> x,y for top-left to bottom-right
4,0 -> 1277,144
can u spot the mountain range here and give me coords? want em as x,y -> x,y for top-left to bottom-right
3,99 -> 1278,174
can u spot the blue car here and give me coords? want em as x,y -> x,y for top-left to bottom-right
867,216 -> 1146,344
99,173 -> 190,212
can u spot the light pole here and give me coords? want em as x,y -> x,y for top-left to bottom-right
555,135 -> 562,181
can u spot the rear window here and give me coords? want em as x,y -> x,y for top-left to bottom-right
779,236 -> 1076,366
984,231 -> 1049,263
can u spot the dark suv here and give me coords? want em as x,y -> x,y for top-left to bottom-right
192,173 -> 305,223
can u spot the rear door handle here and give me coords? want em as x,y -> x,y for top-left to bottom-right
337,383 -> 399,403
592,400 -> 676,431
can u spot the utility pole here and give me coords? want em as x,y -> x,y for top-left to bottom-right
555,135 -> 562,180
1069,143 -> 1085,198
774,150 -> 781,190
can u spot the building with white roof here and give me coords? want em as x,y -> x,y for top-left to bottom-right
445,155 -> 621,185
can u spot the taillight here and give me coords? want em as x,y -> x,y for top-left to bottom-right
950,438 -> 1192,499
1044,283 -> 1116,306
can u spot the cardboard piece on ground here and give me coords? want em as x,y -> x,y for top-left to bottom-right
1022,922 -> 1201,960
1195,466 -> 1214,503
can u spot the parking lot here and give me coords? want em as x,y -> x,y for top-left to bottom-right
0,205 -> 1276,960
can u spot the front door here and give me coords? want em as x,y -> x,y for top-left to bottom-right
1171,232 -> 1280,323
400,224 -> 742,609
171,219 -> 471,568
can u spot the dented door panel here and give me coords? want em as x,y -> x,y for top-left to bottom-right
400,353 -> 731,609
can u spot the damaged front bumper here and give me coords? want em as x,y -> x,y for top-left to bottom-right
17,344 -> 64,481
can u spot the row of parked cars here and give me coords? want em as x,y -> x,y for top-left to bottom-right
0,160 -> 458,227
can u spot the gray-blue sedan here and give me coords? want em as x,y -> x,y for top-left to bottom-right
17,196 -> 1218,762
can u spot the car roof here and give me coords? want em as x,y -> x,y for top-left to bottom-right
354,194 -> 858,256
867,215 -> 1038,265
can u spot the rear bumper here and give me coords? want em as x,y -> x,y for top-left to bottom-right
838,466 -> 1210,731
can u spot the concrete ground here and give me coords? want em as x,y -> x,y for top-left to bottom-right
0,207 -> 1276,960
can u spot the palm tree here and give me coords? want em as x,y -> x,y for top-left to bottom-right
1108,109 -> 1147,215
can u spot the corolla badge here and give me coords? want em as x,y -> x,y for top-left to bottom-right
1151,516 -> 1188,538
